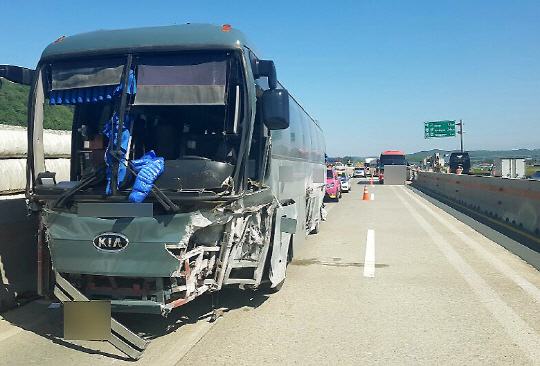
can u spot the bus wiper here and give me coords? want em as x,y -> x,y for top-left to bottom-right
114,152 -> 179,213
54,165 -> 106,208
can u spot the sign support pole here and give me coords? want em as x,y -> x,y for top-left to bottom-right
456,119 -> 464,152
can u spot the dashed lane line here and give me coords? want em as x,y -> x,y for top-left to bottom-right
402,186 -> 540,302
394,186 -> 540,363
364,229 -> 375,278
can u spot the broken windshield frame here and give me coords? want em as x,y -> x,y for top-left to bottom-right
32,50 -> 251,206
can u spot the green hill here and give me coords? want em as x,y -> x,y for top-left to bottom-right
331,149 -> 540,166
407,149 -> 540,164
0,78 -> 73,130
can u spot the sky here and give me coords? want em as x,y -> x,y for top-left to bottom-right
1,0 -> 539,157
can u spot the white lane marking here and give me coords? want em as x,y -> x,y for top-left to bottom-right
394,186 -> 540,363
364,229 -> 375,278
402,186 -> 540,302
325,203 -> 336,215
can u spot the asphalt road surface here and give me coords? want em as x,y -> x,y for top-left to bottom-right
1,180 -> 540,365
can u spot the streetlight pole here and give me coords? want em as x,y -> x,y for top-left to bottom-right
456,119 -> 464,152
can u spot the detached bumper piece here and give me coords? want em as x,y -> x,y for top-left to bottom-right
53,272 -> 149,360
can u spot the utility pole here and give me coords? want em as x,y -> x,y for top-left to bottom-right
456,119 -> 464,152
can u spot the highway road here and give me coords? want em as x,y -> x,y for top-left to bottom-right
1,179 -> 540,365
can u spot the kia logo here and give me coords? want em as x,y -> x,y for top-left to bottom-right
93,233 -> 129,252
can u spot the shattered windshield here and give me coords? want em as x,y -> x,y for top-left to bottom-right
42,51 -> 245,201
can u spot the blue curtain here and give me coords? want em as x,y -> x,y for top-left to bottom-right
49,70 -> 136,105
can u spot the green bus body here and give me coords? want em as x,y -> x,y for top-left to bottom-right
26,24 -> 326,316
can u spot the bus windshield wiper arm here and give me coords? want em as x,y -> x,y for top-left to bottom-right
54,165 -> 106,208
114,152 -> 179,213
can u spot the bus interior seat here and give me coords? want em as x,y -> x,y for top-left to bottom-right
214,137 -> 237,164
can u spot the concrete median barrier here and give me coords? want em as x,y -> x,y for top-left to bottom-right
413,172 -> 540,236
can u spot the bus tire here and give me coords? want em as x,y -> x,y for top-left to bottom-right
310,219 -> 320,234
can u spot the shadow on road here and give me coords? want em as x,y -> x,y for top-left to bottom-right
1,286 -> 270,359
355,178 -> 377,185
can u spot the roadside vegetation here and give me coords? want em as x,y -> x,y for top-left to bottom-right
0,78 -> 73,130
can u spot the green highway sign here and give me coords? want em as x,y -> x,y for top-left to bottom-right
424,120 -> 456,138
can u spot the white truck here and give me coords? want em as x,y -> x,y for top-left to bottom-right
491,158 -> 526,178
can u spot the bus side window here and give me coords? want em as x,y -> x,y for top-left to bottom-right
288,103 -> 303,159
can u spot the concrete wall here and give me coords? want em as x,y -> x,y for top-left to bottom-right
413,172 -> 540,235
0,125 -> 70,309
0,125 -> 71,193
0,158 -> 70,193
0,195 -> 38,309
0,124 -> 70,158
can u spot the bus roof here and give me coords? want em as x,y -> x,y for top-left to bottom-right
40,24 -> 259,61
381,150 -> 405,155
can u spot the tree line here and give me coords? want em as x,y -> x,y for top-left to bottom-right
0,78 -> 73,130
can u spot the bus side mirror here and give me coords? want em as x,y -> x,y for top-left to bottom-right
252,59 -> 277,90
0,65 -> 35,86
262,88 -> 289,130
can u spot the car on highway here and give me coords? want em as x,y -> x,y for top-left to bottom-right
326,167 -> 342,201
530,171 -> 540,180
449,152 -> 471,174
354,167 -> 365,178
371,159 -> 379,177
337,171 -> 351,192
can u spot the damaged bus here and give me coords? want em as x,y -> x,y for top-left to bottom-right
9,24 -> 325,326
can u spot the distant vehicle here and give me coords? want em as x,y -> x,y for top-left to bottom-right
334,162 -> 353,178
364,166 -> 371,177
371,159 -> 379,177
530,171 -> 540,180
449,152 -> 471,174
378,151 -> 407,183
337,171 -> 351,192
326,167 -> 342,201
491,158 -> 525,178
354,167 -> 365,178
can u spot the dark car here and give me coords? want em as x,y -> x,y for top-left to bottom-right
449,152 -> 470,174
531,171 -> 540,180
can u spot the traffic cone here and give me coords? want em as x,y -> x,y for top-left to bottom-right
363,186 -> 370,201
370,176 -> 373,186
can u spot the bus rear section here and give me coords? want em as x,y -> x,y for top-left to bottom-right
378,150 -> 407,184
